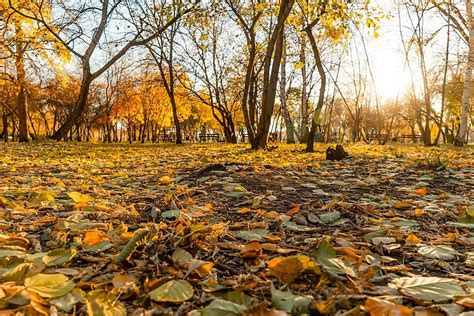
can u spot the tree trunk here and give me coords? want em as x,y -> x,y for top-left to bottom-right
299,32 -> 308,143
16,84 -> 28,142
305,27 -> 326,152
2,114 -> 8,142
280,26 -> 296,144
435,9 -> 451,145
252,29 -> 285,149
456,0 -> 473,146
252,0 -> 295,150
241,37 -> 257,144
52,72 -> 92,140
15,48 -> 28,142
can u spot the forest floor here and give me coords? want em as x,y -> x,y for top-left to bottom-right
0,142 -> 473,315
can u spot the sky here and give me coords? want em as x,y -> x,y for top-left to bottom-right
364,0 -> 466,103
365,1 -> 418,102
59,0 -> 466,107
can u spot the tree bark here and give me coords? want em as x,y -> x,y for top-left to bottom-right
52,71 -> 92,140
2,114 -> 8,142
252,0 -> 295,150
299,32 -> 308,143
435,8 -> 451,145
280,26 -> 296,144
456,0 -> 473,146
305,27 -> 326,152
15,21 -> 28,143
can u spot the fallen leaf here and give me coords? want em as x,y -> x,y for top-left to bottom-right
159,175 -> 172,185
417,245 -> 457,260
416,188 -> 427,196
67,192 -> 93,203
406,234 -> 422,245
42,248 -> 77,266
83,231 -> 110,246
365,297 -> 412,316
389,276 -> 468,302
393,201 -> 412,209
241,241 -> 262,258
149,280 -> 194,303
271,290 -> 311,315
25,273 -> 75,298
86,289 -> 126,316
313,239 -> 356,277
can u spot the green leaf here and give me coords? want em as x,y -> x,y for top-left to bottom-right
201,299 -> 247,316
43,248 -> 77,266
113,229 -> 148,264
84,241 -> 113,252
161,209 -> 181,219
162,201 -> 181,218
86,290 -> 126,316
313,240 -> 356,277
389,277 -> 468,302
0,250 -> 27,258
417,245 -> 457,260
149,280 -> 194,303
283,222 -> 317,232
385,219 -> 418,227
25,273 -> 75,298
363,230 -> 387,242
236,229 -> 269,241
0,263 -> 33,283
458,207 -> 474,224
225,191 -> 250,198
271,290 -> 311,315
221,290 -> 252,306
319,211 -> 341,224
50,289 -> 84,312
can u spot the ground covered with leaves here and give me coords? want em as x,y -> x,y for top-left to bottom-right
0,142 -> 473,315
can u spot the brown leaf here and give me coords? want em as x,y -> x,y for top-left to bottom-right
268,256 -> 303,284
241,241 -> 262,258
364,297 -> 413,316
393,201 -> 412,210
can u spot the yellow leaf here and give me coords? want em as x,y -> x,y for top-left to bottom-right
268,256 -> 303,284
406,234 -> 422,245
159,176 -> 172,185
195,262 -> 214,277
268,255 -> 317,284
237,207 -> 253,214
38,192 -> 55,202
67,192 -> 93,203
94,204 -> 109,212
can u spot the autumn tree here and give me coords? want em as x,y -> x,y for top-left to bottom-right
6,0 -> 198,140
180,5 -> 241,143
252,0 -> 295,149
1,0 -> 70,141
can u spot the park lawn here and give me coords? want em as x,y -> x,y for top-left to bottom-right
0,142 -> 473,314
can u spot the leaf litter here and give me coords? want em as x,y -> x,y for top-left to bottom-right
0,142 -> 473,315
